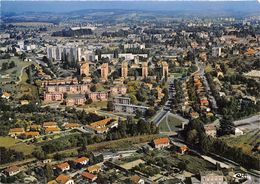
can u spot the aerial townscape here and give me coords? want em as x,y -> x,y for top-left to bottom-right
0,1 -> 260,184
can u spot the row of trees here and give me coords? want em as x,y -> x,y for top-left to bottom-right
106,117 -> 159,141
183,119 -> 260,170
1,61 -> 16,71
0,147 -> 24,164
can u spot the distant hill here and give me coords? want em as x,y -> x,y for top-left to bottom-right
2,1 -> 260,18
52,28 -> 93,37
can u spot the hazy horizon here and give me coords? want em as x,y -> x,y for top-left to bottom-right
1,0 -> 260,17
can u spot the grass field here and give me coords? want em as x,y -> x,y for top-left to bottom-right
0,136 -> 36,155
1,69 -> 38,99
0,57 -> 30,83
179,154 -> 215,173
221,129 -> 260,155
204,64 -> 213,73
159,115 -> 184,132
84,101 -> 108,110
51,134 -> 161,157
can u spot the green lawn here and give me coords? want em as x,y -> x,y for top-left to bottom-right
1,70 -> 39,99
84,101 -> 108,109
0,57 -> 30,83
221,129 -> 260,155
0,136 -> 36,155
159,115 -> 184,132
179,154 -> 215,173
0,136 -> 19,147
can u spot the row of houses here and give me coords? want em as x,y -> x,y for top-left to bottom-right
8,122 -> 82,138
113,96 -> 149,115
43,82 -> 127,106
87,117 -> 118,134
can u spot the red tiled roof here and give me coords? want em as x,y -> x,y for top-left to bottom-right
81,171 -> 97,181
56,162 -> 70,170
9,128 -> 24,133
153,137 -> 170,145
5,165 -> 20,173
74,157 -> 89,164
56,174 -> 70,184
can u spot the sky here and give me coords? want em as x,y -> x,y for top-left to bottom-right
1,0 -> 257,1
1,0 -> 259,14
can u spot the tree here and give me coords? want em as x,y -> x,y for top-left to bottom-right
186,129 -> 198,144
42,56 -> 49,63
130,94 -> 137,104
9,61 -> 16,69
107,101 -> 114,111
1,62 -> 8,70
177,161 -> 187,172
146,108 -> 156,118
219,116 -> 235,135
90,85 -> 96,92
44,164 -> 54,181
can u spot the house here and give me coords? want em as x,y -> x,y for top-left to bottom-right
8,128 -> 25,137
113,96 -> 131,104
45,84 -> 89,94
87,164 -> 101,174
153,137 -> 170,149
190,112 -> 199,119
74,157 -> 89,166
110,86 -> 127,96
23,131 -> 40,138
88,91 -> 108,101
1,92 -> 11,99
113,103 -> 149,115
44,92 -> 64,102
43,122 -> 57,128
20,100 -> 29,105
43,159 -> 52,164
30,124 -> 41,131
56,162 -> 70,172
89,118 -> 114,133
4,166 -> 21,176
129,175 -> 145,184
47,180 -> 58,184
65,95 -> 86,106
64,123 -> 81,129
45,127 -> 61,134
234,128 -> 243,136
200,171 -> 224,184
55,174 -> 74,184
172,142 -> 188,154
204,124 -> 217,137
81,171 -> 97,182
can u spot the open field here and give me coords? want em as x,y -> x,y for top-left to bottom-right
0,136 -> 37,156
0,136 -> 19,147
51,134 -> 161,157
179,154 -> 216,173
0,57 -> 30,84
159,115 -> 184,132
85,101 -> 107,109
11,22 -> 54,27
1,69 -> 38,99
221,129 -> 260,155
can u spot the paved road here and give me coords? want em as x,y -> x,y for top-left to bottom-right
196,58 -> 218,110
170,136 -> 260,183
17,65 -> 29,84
234,115 -> 260,126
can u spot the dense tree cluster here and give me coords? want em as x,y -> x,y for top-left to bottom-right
52,28 -> 93,37
0,147 -> 24,164
132,163 -> 160,176
41,133 -> 98,154
183,120 -> 260,170
1,60 -> 16,71
106,117 -> 159,140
